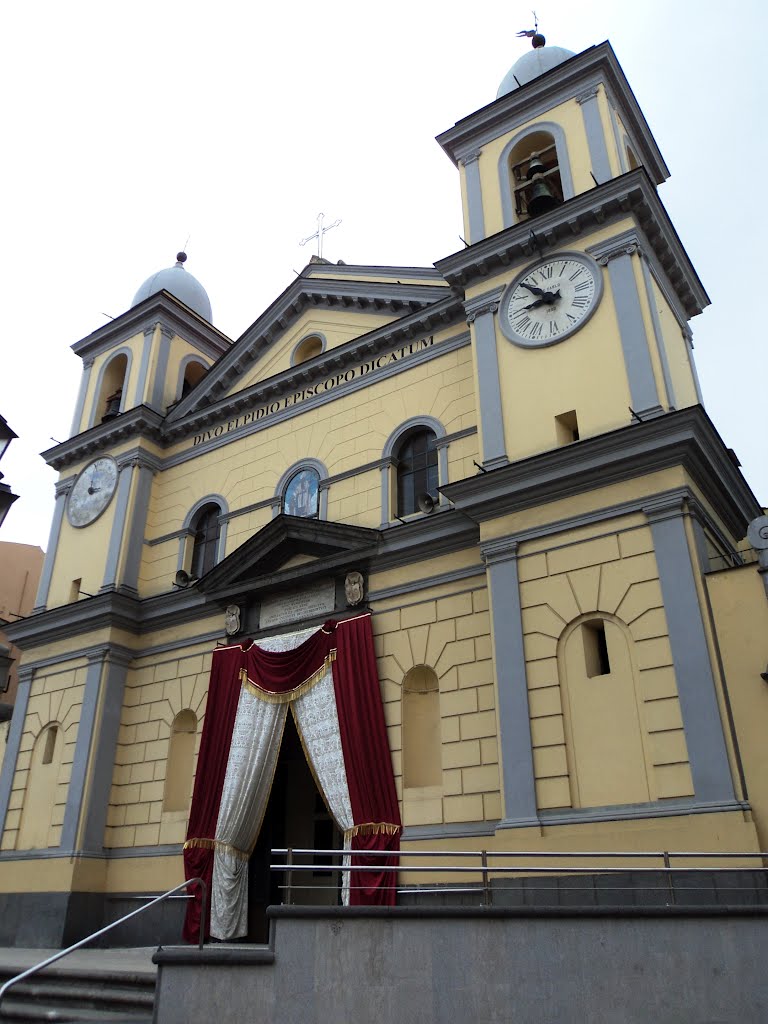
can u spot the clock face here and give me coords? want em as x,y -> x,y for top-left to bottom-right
67,457 -> 119,528
501,253 -> 602,347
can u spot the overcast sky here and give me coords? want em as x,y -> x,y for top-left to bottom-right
1,0 -> 765,550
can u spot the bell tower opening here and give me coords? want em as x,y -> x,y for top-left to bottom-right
509,131 -> 563,220
246,712 -> 342,942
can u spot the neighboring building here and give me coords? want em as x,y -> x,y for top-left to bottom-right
0,543 -> 45,719
1,34 -> 767,949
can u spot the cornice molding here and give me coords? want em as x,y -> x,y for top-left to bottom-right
42,407 -> 165,472
170,275 -> 454,419
163,295 -> 466,440
437,42 -> 668,185
434,169 -> 709,319
464,287 -> 504,323
71,293 -> 232,363
440,406 -> 761,540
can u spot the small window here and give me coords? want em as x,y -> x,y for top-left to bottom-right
583,619 -> 611,677
293,335 -> 324,366
555,410 -> 580,445
283,468 -> 320,518
42,726 -> 58,765
626,146 -> 639,170
163,710 -> 197,812
509,132 -> 563,220
190,503 -> 221,577
69,579 -> 82,603
396,429 -> 438,517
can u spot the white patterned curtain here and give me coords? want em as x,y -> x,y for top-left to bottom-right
210,626 -> 316,940
293,672 -> 354,905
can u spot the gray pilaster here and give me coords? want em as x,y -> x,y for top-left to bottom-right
379,461 -> 393,527
599,246 -> 661,416
119,463 -> 154,594
69,359 -> 94,437
639,253 -> 676,409
434,440 -> 450,507
461,150 -> 485,244
481,538 -> 538,827
100,462 -> 135,592
79,647 -> 131,853
34,480 -> 73,611
60,650 -> 105,851
608,98 -> 627,173
149,325 -> 173,411
577,86 -> 612,184
135,326 -> 155,407
0,667 -> 34,840
683,326 -> 704,404
465,293 -> 507,470
318,483 -> 330,521
645,497 -> 735,804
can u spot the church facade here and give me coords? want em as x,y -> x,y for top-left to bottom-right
2,36 -> 767,947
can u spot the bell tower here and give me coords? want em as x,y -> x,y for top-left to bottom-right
438,33 -> 705,468
439,33 -> 761,831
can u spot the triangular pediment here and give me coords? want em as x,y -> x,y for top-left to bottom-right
197,514 -> 380,601
166,264 -> 451,424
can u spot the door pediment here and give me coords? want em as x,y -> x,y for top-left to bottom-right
197,514 -> 380,602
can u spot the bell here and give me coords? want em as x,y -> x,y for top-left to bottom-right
527,178 -> 560,217
527,153 -> 547,179
101,389 -> 123,422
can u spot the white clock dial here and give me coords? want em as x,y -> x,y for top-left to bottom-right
501,254 -> 602,347
67,457 -> 119,528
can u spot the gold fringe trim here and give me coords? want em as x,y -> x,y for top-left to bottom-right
183,837 -> 250,861
344,822 -> 402,840
239,651 -> 337,704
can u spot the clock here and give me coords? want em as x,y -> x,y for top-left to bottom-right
500,252 -> 602,348
67,457 -> 119,528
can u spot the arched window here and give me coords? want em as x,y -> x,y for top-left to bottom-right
626,144 -> 639,170
17,723 -> 63,849
190,503 -> 221,578
163,709 -> 198,812
180,359 -> 208,400
292,334 -> 325,366
396,429 -> 438,518
274,462 -> 327,519
509,130 -> 563,220
557,614 -> 652,809
498,123 -> 573,229
94,351 -> 130,425
402,666 -> 441,788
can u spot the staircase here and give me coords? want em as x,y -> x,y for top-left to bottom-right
0,949 -> 156,1023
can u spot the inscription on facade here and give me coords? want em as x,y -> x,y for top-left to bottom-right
191,336 -> 435,447
259,579 -> 336,629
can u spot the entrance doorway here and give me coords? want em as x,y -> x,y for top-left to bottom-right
247,712 -> 342,941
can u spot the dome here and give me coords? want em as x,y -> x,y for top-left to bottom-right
131,253 -> 213,322
497,43 -> 576,99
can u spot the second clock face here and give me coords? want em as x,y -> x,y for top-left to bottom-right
67,457 -> 119,528
501,253 -> 602,347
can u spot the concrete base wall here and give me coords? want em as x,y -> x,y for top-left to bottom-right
154,906 -> 768,1024
0,892 -> 186,948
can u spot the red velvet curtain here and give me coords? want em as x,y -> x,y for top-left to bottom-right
181,645 -> 243,943
182,615 -> 401,941
333,615 -> 401,905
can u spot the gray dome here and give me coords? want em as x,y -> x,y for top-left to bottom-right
131,254 -> 213,321
497,45 -> 576,98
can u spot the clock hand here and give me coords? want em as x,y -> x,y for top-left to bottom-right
521,282 -> 546,296
521,299 -> 546,310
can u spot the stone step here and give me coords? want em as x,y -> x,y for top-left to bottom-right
0,956 -> 156,1024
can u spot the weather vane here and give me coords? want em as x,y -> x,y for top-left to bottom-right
516,10 -> 544,44
300,213 -> 341,259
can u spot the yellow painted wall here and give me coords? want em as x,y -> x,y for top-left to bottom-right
517,516 -> 692,810
474,96 -> 596,238
228,310 -> 397,395
1,660 -> 88,852
705,565 -> 768,847
77,330 -> 145,433
139,338 -> 477,596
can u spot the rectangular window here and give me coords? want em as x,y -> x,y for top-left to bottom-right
583,620 -> 611,677
555,410 -> 580,446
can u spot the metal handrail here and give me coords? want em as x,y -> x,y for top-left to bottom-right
0,876 -> 207,1015
270,848 -> 768,904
